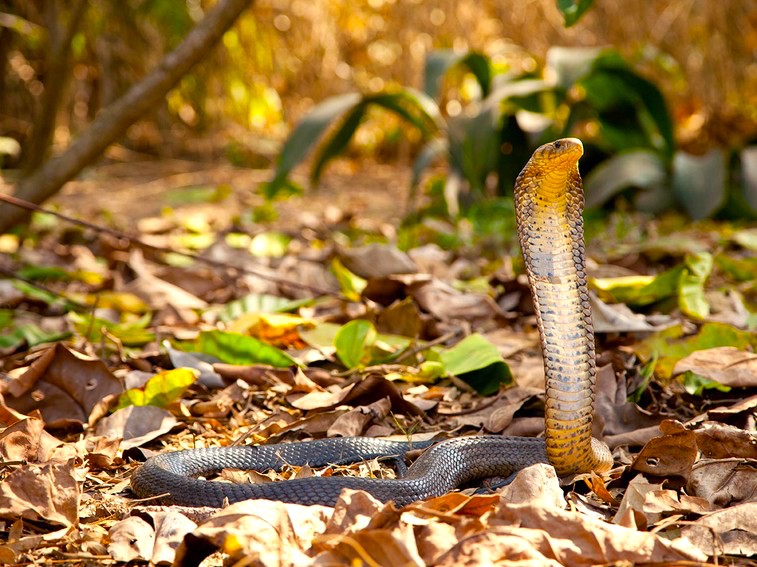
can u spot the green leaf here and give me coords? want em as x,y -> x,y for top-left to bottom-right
681,371 -> 731,396
584,150 -> 667,209
439,333 -> 512,395
423,49 -> 492,99
218,294 -> 314,322
266,93 -> 361,197
196,330 -> 299,368
715,254 -> 757,282
678,252 -> 713,319
116,368 -> 198,409
672,150 -> 726,219
334,319 -> 377,369
634,322 -> 757,379
557,0 -> 594,27
249,231 -> 291,258
69,312 -> 155,347
546,46 -> 605,90
331,258 -> 367,301
310,103 -> 366,186
591,267 -> 683,306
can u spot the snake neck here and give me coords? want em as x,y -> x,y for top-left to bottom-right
515,148 -> 609,476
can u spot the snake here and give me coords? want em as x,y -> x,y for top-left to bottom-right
130,138 -> 613,507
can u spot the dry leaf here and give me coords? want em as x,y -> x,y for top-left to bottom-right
497,464 -> 566,509
1,344 -> 123,429
409,279 -> 504,324
688,458 -> 757,507
174,499 -> 332,566
630,420 -> 698,481
680,502 -> 757,557
673,346 -> 757,387
95,405 -> 177,450
694,421 -> 757,459
0,459 -> 80,527
107,516 -> 155,563
339,243 -> 417,279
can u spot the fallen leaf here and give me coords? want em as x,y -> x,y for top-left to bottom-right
680,502 -> 757,557
95,405 -> 177,450
409,279 -> 503,324
174,499 -> 332,566
673,346 -> 757,387
339,243 -> 417,279
694,421 -> 757,459
0,459 -> 80,527
497,463 -> 566,509
107,515 -> 154,563
1,343 -> 123,428
631,420 -> 698,481
688,458 -> 757,507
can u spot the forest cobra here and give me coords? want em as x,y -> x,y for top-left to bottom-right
130,138 -> 613,507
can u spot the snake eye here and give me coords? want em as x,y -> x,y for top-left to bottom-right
554,140 -> 562,148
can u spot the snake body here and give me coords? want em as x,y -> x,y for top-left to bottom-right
131,138 -> 612,507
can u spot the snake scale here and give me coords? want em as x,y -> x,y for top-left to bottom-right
130,138 -> 613,507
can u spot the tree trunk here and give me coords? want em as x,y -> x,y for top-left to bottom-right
0,0 -> 251,233
21,0 -> 88,175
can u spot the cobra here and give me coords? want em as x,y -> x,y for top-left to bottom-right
130,138 -> 613,507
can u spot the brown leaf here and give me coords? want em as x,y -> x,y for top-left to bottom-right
213,362 -> 295,387
497,464 -> 566,509
680,502 -> 757,557
316,526 -> 423,567
694,421 -> 757,459
174,499 -> 331,567
95,405 -> 177,450
0,414 -> 65,462
688,458 -> 757,507
324,489 -> 389,535
327,397 -> 391,438
124,249 -> 207,310
107,516 -> 155,563
630,420 -> 698,481
613,475 -> 663,529
488,503 -> 704,566
1,344 -> 123,429
409,279 -> 504,324
339,243 -> 417,279
0,459 -> 80,527
673,346 -> 757,387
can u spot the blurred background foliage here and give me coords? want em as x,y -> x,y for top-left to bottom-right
1,0 -> 756,222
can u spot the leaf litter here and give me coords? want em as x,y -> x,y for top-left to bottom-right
0,190 -> 755,566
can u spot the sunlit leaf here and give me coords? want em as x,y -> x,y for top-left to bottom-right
634,322 -> 757,379
715,254 -> 757,282
423,49 -> 492,99
557,0 -> 594,27
227,312 -> 313,349
681,371 -> 731,396
334,319 -> 377,369
672,149 -> 726,219
732,228 -> 757,251
590,269 -> 682,306
249,231 -> 291,258
439,333 -> 512,395
196,330 -> 299,368
266,93 -> 361,198
116,368 -> 198,410
331,258 -> 367,301
678,252 -> 713,319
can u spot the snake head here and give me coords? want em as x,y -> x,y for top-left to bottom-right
529,138 -> 584,171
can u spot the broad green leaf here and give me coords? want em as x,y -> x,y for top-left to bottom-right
681,371 -> 731,396
678,252 -> 713,319
584,150 -> 667,209
439,333 -> 512,395
334,319 -> 377,369
557,0 -> 594,27
16,265 -> 71,281
266,93 -> 361,197
672,150 -> 726,219
634,322 -> 757,379
0,310 -> 12,330
69,312 -> 155,347
590,268 -> 682,306
310,89 -> 440,187
423,49 -> 492,99
715,254 -> 757,282
116,368 -> 198,409
196,330 -> 299,368
331,258 -> 367,301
